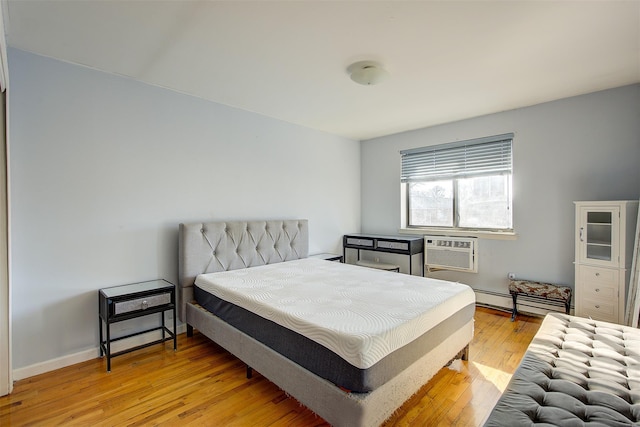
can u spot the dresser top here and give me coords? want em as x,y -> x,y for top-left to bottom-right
100,279 -> 173,298
344,233 -> 423,242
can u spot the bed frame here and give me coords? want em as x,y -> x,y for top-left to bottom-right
178,219 -> 474,426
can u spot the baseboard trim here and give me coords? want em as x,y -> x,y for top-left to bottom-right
474,288 -> 573,318
13,348 -> 97,381
13,324 -> 187,381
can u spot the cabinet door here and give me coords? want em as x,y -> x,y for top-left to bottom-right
577,206 -> 620,267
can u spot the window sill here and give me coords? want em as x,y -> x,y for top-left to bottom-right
397,228 -> 518,241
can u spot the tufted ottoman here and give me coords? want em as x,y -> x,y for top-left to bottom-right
484,313 -> 640,426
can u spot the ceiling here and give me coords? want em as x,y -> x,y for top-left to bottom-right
4,0 -> 640,140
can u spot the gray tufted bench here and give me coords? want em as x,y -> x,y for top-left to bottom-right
484,313 -> 640,426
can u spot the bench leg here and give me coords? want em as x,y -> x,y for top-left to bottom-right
510,292 -> 518,322
565,300 -> 571,315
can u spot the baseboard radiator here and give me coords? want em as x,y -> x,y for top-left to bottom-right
474,288 -> 574,317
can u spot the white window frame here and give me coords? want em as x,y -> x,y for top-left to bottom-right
400,133 -> 514,235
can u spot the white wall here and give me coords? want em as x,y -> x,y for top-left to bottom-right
360,84 -> 640,299
8,48 -> 360,371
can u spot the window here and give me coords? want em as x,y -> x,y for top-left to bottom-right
401,133 -> 513,231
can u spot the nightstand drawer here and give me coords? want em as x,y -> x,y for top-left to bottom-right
345,237 -> 374,248
114,292 -> 171,315
377,240 -> 409,251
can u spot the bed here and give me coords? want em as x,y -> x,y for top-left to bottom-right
178,219 -> 475,426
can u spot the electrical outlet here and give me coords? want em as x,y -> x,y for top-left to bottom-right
507,272 -> 516,280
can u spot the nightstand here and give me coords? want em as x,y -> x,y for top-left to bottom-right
99,279 -> 177,372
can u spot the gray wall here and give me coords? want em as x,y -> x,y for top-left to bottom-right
8,48 -> 360,370
360,84 -> 640,295
8,45 -> 640,372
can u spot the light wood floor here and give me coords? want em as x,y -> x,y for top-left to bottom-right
0,307 -> 541,426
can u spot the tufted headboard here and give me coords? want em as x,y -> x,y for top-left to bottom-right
177,219 -> 309,322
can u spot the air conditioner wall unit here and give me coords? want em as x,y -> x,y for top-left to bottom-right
424,236 -> 478,273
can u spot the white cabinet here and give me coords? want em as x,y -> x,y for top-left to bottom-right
574,201 -> 639,323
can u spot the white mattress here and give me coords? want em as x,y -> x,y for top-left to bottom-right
194,258 -> 475,369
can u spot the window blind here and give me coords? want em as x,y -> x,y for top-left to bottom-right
400,133 -> 513,182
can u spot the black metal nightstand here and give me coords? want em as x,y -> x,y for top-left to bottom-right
343,234 -> 424,275
99,279 -> 177,372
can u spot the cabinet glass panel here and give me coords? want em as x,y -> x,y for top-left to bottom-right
585,211 -> 612,262
587,224 -> 612,245
586,244 -> 612,261
587,211 -> 612,224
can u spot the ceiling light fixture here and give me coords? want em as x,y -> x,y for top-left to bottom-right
347,61 -> 389,86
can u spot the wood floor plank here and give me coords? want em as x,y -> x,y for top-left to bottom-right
0,306 -> 542,426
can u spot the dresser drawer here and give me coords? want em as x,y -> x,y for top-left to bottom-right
114,292 -> 171,315
579,265 -> 618,285
580,297 -> 617,323
576,265 -> 621,322
578,265 -> 619,299
581,280 -> 617,299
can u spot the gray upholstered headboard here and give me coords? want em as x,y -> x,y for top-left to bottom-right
177,219 -> 309,322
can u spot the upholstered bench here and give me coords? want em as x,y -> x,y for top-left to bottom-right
509,279 -> 572,321
484,313 -> 640,426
